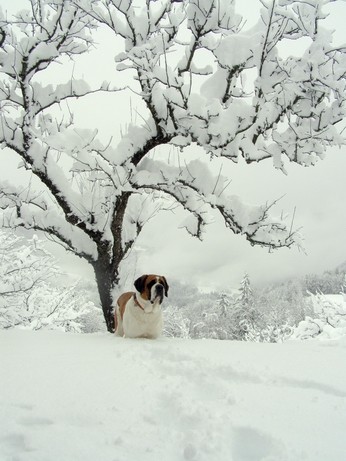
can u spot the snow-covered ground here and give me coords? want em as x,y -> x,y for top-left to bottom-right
1,330 -> 346,461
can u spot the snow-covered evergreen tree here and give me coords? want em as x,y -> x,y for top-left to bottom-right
217,292 -> 233,318
238,273 -> 253,306
1,0 -> 346,331
231,273 -> 259,340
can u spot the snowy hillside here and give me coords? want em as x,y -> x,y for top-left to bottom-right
1,331 -> 346,461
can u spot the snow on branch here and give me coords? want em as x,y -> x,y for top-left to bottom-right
9,0 -> 95,73
0,1 -> 129,260
82,0 -> 346,171
0,180 -> 97,261
32,79 -> 124,116
132,157 -> 301,248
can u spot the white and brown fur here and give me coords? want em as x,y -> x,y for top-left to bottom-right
115,274 -> 169,339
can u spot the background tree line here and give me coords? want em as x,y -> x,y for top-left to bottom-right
1,228 -> 345,340
163,270 -> 346,342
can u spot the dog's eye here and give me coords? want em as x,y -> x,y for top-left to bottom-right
147,280 -> 156,290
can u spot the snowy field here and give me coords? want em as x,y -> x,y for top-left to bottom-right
1,330 -> 346,461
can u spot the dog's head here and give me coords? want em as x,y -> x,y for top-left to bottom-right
134,274 -> 169,304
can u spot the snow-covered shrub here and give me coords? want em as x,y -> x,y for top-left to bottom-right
161,280 -> 232,339
192,311 -> 230,340
16,282 -> 99,333
79,307 -> 105,333
160,288 -> 233,340
187,291 -> 243,340
256,280 -> 312,328
0,231 -> 99,332
244,323 -> 293,343
162,304 -> 191,339
292,293 -> 346,340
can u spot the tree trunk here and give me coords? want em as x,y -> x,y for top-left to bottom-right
92,192 -> 133,333
92,250 -> 119,334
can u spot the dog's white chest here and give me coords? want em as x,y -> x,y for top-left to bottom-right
123,301 -> 163,339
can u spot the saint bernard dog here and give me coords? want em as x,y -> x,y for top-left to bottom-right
115,274 -> 169,339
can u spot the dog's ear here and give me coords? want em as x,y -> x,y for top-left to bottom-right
134,275 -> 148,293
161,276 -> 169,297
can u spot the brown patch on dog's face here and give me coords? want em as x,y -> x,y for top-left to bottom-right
141,274 -> 158,301
159,276 -> 169,297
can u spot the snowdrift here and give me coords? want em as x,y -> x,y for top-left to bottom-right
1,330 -> 346,461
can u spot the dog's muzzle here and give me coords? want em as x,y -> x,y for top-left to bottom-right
152,283 -> 164,303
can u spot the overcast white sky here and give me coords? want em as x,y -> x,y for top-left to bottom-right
3,0 -> 346,290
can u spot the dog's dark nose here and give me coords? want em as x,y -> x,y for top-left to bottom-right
156,284 -> 164,293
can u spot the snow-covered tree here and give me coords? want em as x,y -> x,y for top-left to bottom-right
230,273 -> 259,339
0,230 -> 98,331
238,273 -> 253,306
1,0 -> 346,331
0,232 -> 57,329
293,293 -> 346,340
161,284 -> 232,340
162,304 -> 191,338
216,292 -> 232,317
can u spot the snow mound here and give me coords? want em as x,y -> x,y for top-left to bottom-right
1,330 -> 346,461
